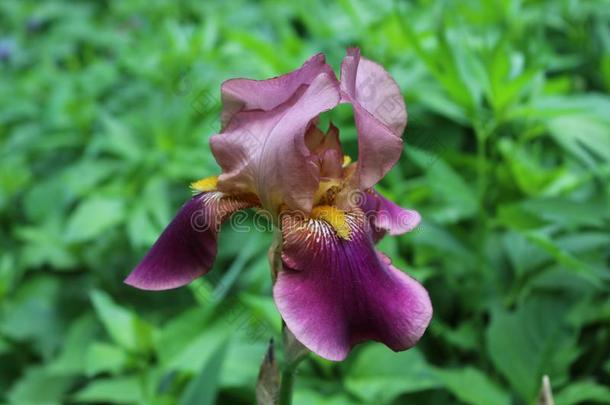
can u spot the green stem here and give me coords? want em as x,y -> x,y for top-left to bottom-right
271,234 -> 309,405
277,324 -> 308,405
278,366 -> 295,405
474,122 -> 489,278
475,123 -> 488,209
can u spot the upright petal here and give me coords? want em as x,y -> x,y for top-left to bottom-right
274,209 -> 432,361
340,48 -> 407,189
125,192 -> 254,291
211,72 -> 341,213
360,189 -> 421,242
221,53 -> 335,128
306,124 -> 344,179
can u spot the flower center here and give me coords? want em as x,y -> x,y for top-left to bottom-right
190,176 -> 218,193
311,205 -> 351,240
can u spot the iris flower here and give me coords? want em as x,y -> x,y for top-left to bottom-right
126,49 -> 432,361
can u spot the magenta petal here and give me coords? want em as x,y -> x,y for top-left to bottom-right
360,189 -> 421,242
220,53 -> 334,128
340,48 -> 407,189
274,210 -> 432,361
211,72 -> 340,213
125,193 -> 253,291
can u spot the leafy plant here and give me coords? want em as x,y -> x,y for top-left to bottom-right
1,0 -> 609,404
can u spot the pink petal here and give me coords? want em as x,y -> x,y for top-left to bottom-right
125,193 -> 253,291
340,48 -> 407,189
220,53 -> 334,128
360,189 -> 421,242
274,209 -> 432,361
211,72 -> 340,213
306,124 -> 344,179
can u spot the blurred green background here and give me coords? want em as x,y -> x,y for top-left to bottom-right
1,0 -> 610,404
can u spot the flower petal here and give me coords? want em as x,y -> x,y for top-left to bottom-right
221,53 -> 334,128
360,189 -> 421,242
340,48 -> 407,189
125,192 -> 253,291
211,72 -> 340,213
306,124 -> 344,179
274,209 -> 432,361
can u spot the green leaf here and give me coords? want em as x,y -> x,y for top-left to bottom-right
1,276 -> 64,359
345,345 -> 440,403
7,366 -> 73,405
85,342 -> 128,376
127,205 -> 160,247
90,290 -> 154,352
0,336 -> 9,355
65,197 -> 125,242
498,138 -> 563,196
496,203 -> 547,231
435,367 -> 510,405
555,381 -> 610,405
523,230 -> 604,287
179,342 -> 228,405
447,30 -> 490,111
486,294 -> 580,402
518,94 -> 610,120
521,197 -> 608,228
293,389 -> 358,405
222,338 -> 268,389
61,159 -> 118,196
239,293 -> 282,336
71,376 -> 144,404
163,317 -> 231,373
407,147 -> 478,222
515,94 -> 610,169
156,307 -> 214,367
432,320 -> 479,351
16,221 -> 77,269
412,221 -> 476,265
99,114 -> 143,161
47,315 -> 99,376
548,115 -> 610,168
502,231 -> 548,276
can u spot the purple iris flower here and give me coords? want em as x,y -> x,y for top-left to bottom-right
126,49 -> 432,361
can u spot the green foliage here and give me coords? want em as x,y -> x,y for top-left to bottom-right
1,0 -> 609,404
345,346 -> 441,403
179,343 -> 227,405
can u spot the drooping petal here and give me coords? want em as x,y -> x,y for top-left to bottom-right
273,209 -> 432,361
211,72 -> 340,213
340,48 -> 407,190
360,189 -> 421,242
125,192 -> 254,291
220,53 -> 335,128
